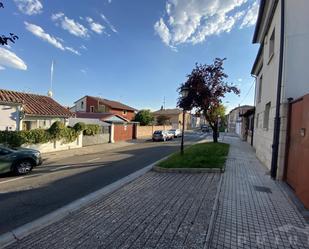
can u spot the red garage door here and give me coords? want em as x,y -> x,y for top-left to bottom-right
286,94 -> 309,208
114,124 -> 134,142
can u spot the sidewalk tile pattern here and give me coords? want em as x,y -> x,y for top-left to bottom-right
6,172 -> 220,249
208,136 -> 309,249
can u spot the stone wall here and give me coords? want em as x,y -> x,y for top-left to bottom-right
82,133 -> 110,146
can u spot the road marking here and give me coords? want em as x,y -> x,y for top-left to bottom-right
50,165 -> 72,172
0,177 -> 25,185
86,158 -> 101,163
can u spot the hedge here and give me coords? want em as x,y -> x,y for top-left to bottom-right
0,122 -> 102,148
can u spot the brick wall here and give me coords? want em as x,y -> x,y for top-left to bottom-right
136,125 -> 173,139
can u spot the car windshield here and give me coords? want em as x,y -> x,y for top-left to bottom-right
154,131 -> 162,134
169,129 -> 176,132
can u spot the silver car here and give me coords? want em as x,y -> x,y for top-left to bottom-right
169,129 -> 182,138
152,130 -> 172,142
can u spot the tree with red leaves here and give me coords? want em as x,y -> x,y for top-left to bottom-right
0,1 -> 19,46
178,58 -> 240,143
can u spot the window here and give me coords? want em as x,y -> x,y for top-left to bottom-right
269,28 -> 275,59
258,75 -> 263,103
81,101 -> 84,109
123,110 -> 127,115
90,106 -> 95,113
263,102 -> 271,130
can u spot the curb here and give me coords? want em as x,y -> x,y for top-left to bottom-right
0,155 -> 170,249
152,166 -> 224,173
204,172 -> 223,249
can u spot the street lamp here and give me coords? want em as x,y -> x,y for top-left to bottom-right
180,86 -> 189,155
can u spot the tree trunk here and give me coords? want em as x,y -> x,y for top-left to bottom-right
213,123 -> 218,143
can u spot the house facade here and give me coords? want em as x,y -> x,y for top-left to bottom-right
227,105 -> 254,138
70,96 -> 136,121
251,0 -> 309,180
152,108 -> 191,130
0,89 -> 73,131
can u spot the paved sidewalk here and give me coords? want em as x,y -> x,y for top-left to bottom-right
208,135 -> 309,249
6,172 -> 220,249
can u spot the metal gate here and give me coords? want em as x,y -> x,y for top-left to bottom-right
286,94 -> 309,208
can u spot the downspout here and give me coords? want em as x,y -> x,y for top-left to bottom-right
251,74 -> 257,147
270,0 -> 285,179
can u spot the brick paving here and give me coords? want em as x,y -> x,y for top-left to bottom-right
6,172 -> 220,249
208,135 -> 309,249
5,135 -> 309,249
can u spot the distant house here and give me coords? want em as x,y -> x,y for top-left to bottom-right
0,89 -> 73,131
227,105 -> 254,138
70,96 -> 137,121
152,108 -> 191,130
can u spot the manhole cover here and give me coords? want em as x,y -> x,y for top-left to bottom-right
253,185 -> 272,193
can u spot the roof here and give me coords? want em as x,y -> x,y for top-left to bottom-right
251,44 -> 263,75
229,105 -> 254,115
68,117 -> 110,127
0,89 -> 73,117
74,95 -> 137,112
240,108 -> 255,117
152,108 -> 183,115
75,112 -> 129,123
252,0 -> 266,43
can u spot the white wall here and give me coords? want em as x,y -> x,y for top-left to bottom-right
253,4 -> 282,170
283,0 -> 309,100
71,96 -> 87,112
0,104 -> 20,131
23,134 -> 83,153
21,117 -> 67,130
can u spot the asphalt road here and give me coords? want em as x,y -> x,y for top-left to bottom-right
0,132 -> 208,235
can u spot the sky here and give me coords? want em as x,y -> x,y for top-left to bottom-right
0,0 -> 260,112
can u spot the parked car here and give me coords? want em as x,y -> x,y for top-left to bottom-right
0,146 -> 42,175
201,125 -> 210,133
169,129 -> 182,138
152,130 -> 173,142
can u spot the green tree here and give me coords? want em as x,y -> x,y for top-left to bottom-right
134,110 -> 154,126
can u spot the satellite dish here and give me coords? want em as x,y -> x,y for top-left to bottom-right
47,90 -> 53,97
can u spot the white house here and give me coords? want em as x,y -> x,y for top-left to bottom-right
0,89 -> 73,131
251,0 -> 309,179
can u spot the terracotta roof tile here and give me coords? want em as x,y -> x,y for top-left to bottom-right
89,96 -> 137,112
0,89 -> 73,117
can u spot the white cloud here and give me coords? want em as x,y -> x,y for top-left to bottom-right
240,1 -> 259,28
25,22 -> 80,55
52,12 -> 89,38
80,69 -> 87,74
155,0 -> 258,48
80,45 -> 87,50
14,0 -> 42,15
86,17 -> 105,34
65,47 -> 81,56
0,47 -> 27,70
101,14 -> 118,33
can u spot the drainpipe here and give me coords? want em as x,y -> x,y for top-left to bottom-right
270,0 -> 285,179
251,74 -> 257,147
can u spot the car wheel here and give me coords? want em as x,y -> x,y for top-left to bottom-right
13,160 -> 33,175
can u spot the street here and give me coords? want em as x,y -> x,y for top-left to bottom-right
0,132 -> 208,235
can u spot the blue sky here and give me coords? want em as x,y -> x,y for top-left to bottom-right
0,0 -> 259,112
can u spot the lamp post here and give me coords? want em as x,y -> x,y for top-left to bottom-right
180,87 -> 189,155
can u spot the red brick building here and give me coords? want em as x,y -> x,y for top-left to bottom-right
70,96 -> 137,121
